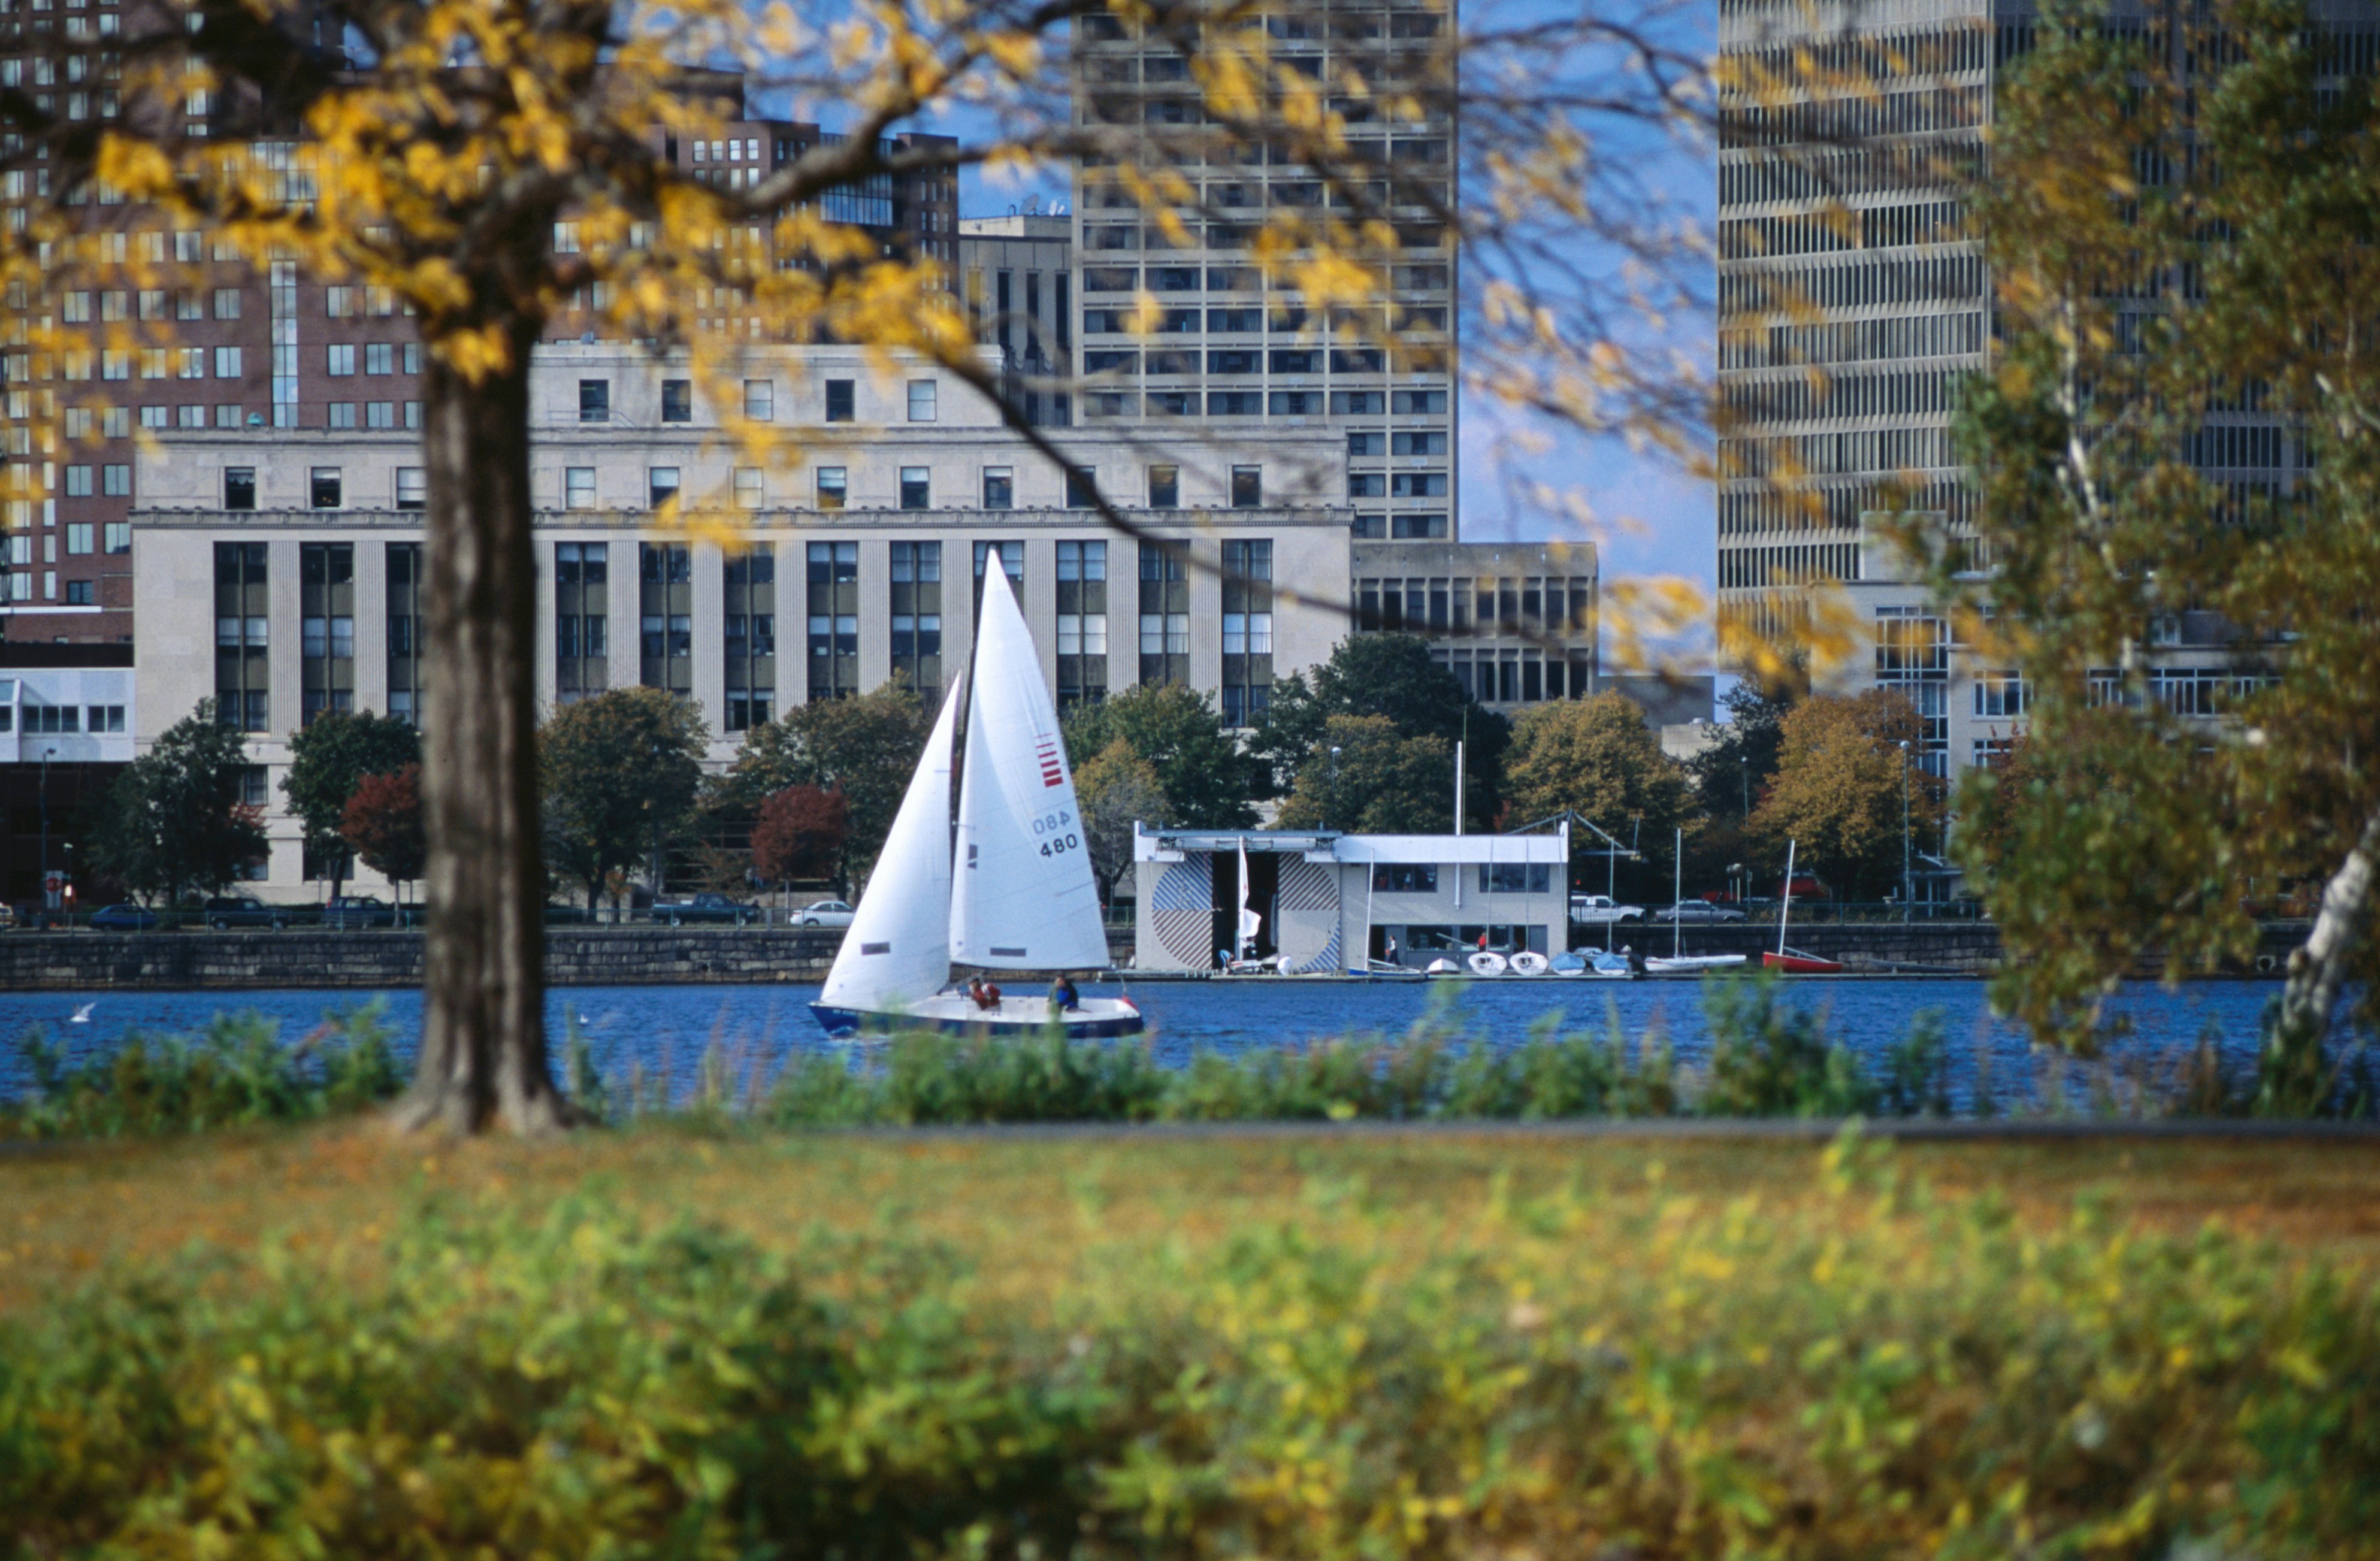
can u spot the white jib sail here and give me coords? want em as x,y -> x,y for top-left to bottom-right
818,682 -> 961,1013
951,565 -> 1111,971
1236,837 -> 1263,951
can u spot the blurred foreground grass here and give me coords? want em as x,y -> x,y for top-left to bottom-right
5,1123 -> 2380,1555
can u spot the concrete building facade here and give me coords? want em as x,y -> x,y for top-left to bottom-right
1071,1 -> 1459,543
128,346 -> 1352,899
1131,823 -> 1570,973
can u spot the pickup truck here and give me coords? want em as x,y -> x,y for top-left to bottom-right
1567,894 -> 1646,925
652,892 -> 760,926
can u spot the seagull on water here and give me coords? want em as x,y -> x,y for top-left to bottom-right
70,1003 -> 95,1024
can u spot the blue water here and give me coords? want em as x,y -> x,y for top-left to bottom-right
0,977 -> 2288,1113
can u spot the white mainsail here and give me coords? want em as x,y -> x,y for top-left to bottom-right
818,683 -> 960,1013
950,565 -> 1110,971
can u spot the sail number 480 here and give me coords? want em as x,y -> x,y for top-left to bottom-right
1033,809 -> 1079,858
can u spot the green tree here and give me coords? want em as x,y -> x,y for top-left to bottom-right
1947,0 -> 2380,1085
89,701 -> 270,909
721,682 -> 932,894
1275,715 -> 1454,834
1691,674 -> 1804,828
341,765 -> 430,889
1750,691 -> 1943,904
1505,693 -> 1691,902
1259,636 -> 1508,827
1074,739 -> 1166,906
1061,683 -> 1260,830
542,689 -> 709,913
282,712 -> 421,903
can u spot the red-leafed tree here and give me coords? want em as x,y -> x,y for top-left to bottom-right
751,785 -> 850,893
343,765 -> 430,888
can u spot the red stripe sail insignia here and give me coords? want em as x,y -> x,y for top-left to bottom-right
1036,735 -> 1065,788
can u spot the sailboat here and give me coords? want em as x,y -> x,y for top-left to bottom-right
1762,837 -> 1845,974
1644,824 -> 1746,975
809,566 -> 1144,1039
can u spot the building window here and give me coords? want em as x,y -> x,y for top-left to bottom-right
1230,465 -> 1262,508
565,467 -> 595,510
972,539 -> 1026,595
639,542 -> 693,697
310,468 -> 342,509
326,343 -> 355,376
648,467 -> 680,509
890,541 -> 943,703
1056,540 -> 1108,708
1220,539 -> 1273,726
214,541 -> 270,733
395,468 -> 427,510
1066,466 -> 1097,508
66,524 -> 92,555
982,467 -> 1012,509
816,467 -> 847,510
225,467 -> 256,510
388,543 -> 427,724
579,379 -> 610,422
1479,862 -> 1554,894
1371,865 -> 1438,893
328,403 -> 358,429
364,343 -> 393,375
661,379 -> 692,422
825,379 -> 855,422
367,402 -> 395,428
907,379 -> 938,422
900,466 -> 930,510
102,465 -> 131,497
1138,541 -> 1191,686
744,380 -> 773,420
1148,465 -> 1178,509
104,522 -> 131,554
64,579 -> 94,605
724,544 -> 776,730
300,543 -> 356,727
553,541 -> 607,706
807,541 -> 860,700
63,466 -> 92,498
734,468 -> 764,509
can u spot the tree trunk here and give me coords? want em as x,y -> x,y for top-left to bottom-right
392,340 -> 573,1134
2261,799 -> 2380,1114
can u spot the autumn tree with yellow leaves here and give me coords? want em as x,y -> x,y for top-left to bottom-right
0,0 -> 1731,1132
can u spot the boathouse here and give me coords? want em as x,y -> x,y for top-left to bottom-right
1130,823 -> 1572,973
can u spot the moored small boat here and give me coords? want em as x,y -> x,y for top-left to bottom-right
1507,950 -> 1552,977
1645,952 -> 1749,975
1763,950 -> 1846,974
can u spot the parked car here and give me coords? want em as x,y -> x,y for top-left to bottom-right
202,895 -> 290,930
90,902 -> 160,931
1568,894 -> 1645,925
1653,900 -> 1748,924
798,899 -> 856,928
322,894 -> 397,929
654,891 -> 759,926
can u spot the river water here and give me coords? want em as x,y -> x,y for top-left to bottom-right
0,976 -> 2288,1112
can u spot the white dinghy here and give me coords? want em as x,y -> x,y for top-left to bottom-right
810,567 -> 1142,1039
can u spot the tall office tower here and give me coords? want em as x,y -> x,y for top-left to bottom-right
0,39 -> 953,645
1714,0 -> 1994,651
1069,1 -> 1457,544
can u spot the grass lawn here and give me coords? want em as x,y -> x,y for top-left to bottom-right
7,1121 -> 2380,1314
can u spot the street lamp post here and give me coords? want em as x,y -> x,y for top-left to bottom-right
1326,745 -> 1340,831
1897,739 -> 1912,924
39,745 -> 56,928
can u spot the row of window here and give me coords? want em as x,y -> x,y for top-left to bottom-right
1434,649 -> 1598,707
1081,388 -> 1448,419
323,342 -> 421,376
0,703 -> 123,734
1079,264 -> 1450,295
1356,576 -> 1595,636
577,376 -> 889,426
548,462 -> 1260,514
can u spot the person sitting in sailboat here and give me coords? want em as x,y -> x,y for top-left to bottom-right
1049,974 -> 1080,1012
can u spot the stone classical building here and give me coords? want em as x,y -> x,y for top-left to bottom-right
128,344 -> 1351,898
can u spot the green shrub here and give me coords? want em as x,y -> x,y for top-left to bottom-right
7,1136 -> 2380,1558
1698,970 -> 1879,1117
4,1003 -> 402,1138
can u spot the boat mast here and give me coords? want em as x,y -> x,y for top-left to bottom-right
1673,825 -> 1682,961
1778,838 -> 1797,958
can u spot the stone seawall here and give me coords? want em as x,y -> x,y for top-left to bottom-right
0,927 -> 1145,991
1599,920 -> 2306,975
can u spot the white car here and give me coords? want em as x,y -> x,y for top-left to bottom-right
1568,894 -> 1646,925
799,900 -> 856,928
